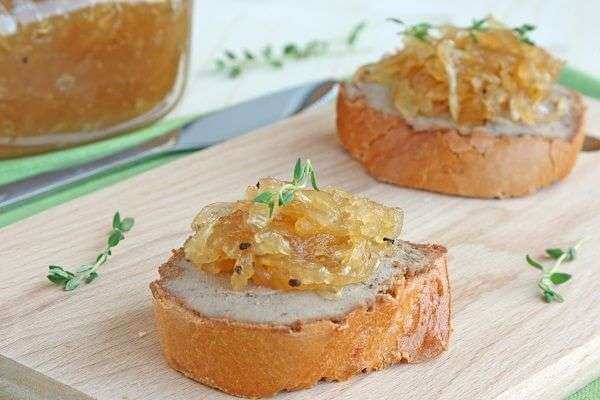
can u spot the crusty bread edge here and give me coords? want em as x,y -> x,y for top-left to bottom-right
150,244 -> 451,398
336,83 -> 587,198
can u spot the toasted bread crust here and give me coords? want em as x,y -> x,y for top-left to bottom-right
150,245 -> 450,398
336,83 -> 586,198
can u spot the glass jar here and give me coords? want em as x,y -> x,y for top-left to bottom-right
0,0 -> 191,158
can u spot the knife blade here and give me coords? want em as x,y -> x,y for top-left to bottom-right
0,80 -> 339,210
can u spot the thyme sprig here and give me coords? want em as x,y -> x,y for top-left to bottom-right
526,238 -> 588,303
47,212 -> 134,291
387,17 -> 536,45
215,21 -> 367,78
254,158 -> 319,217
387,18 -> 432,42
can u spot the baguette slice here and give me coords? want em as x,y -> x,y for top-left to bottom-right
337,81 -> 586,198
150,240 -> 450,398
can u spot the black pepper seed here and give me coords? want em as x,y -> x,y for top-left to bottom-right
239,242 -> 251,250
288,278 -> 301,287
255,181 -> 260,188
383,237 -> 395,244
234,265 -> 242,274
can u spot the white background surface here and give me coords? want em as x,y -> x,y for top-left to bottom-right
170,0 -> 600,118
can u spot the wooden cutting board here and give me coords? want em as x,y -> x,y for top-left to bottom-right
2,100 -> 600,400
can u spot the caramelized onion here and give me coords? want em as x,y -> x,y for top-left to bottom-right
184,178 -> 403,296
358,19 -> 564,126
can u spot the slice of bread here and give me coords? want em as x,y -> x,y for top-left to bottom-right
150,240 -> 450,398
337,81 -> 586,198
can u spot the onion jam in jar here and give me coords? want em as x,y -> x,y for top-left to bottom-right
0,0 -> 191,158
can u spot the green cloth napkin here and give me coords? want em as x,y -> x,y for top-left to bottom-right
0,115 -> 196,227
0,69 -> 599,399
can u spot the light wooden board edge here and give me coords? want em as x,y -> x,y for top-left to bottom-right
0,356 -> 92,400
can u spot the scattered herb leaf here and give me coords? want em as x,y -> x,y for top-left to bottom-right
47,212 -> 135,291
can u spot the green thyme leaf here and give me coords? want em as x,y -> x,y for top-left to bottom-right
243,49 -> 255,60
550,272 -> 572,285
225,50 -> 236,60
469,17 -> 488,42
310,170 -> 318,190
347,21 -> 367,46
108,230 -> 124,247
47,274 -> 69,285
262,46 -> 273,59
49,266 -> 74,277
302,40 -> 328,57
470,18 -> 488,31
214,59 -> 226,70
293,158 -> 303,184
513,23 -> 536,45
229,66 -> 242,78
386,18 -> 404,25
546,246 -> 576,261
254,191 -> 275,204
112,212 -> 121,229
64,277 -> 81,291
389,19 -> 432,42
409,22 -> 432,41
283,44 -> 299,56
119,217 -> 134,232
545,248 -> 565,260
526,255 -> 543,270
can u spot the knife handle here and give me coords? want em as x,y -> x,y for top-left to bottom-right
0,133 -> 178,210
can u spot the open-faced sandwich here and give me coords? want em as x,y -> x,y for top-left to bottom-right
150,159 -> 451,398
337,18 -> 586,198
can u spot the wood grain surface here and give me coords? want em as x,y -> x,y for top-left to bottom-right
1,100 -> 600,400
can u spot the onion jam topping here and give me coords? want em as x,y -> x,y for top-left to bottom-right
184,178 -> 403,298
